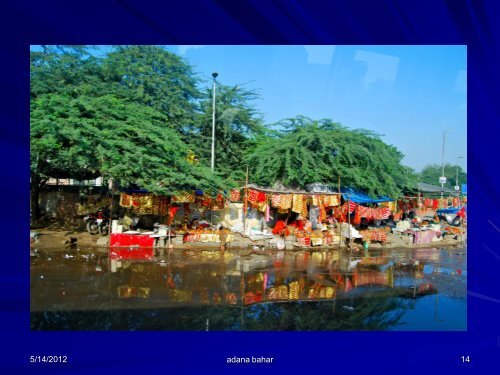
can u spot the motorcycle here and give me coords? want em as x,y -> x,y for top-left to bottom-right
84,208 -> 118,235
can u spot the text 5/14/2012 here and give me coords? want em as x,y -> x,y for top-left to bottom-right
30,356 -> 68,363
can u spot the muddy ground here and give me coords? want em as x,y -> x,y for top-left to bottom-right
30,218 -> 466,252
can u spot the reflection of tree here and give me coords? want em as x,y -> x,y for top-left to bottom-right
238,296 -> 408,331
31,306 -> 242,331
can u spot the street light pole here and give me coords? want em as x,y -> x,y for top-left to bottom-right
455,156 -> 463,193
211,72 -> 218,171
440,131 -> 446,205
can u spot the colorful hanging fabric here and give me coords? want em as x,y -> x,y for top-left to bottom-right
257,191 -> 266,203
387,201 -> 396,212
169,206 -> 179,218
229,189 -> 241,202
357,205 -> 370,219
278,194 -> 293,210
353,208 -> 361,225
271,194 -> 282,207
373,208 -> 391,220
248,189 -> 259,204
119,193 -> 132,208
131,194 -> 141,208
301,201 -> 309,218
292,194 -> 304,214
432,199 -> 439,210
256,201 -> 267,213
311,195 -> 320,206
265,203 -> 270,222
201,194 -> 212,207
341,201 -> 357,214
323,194 -> 340,207
139,195 -> 153,208
172,191 -> 195,203
319,204 -> 327,222
139,195 -> 153,214
152,195 -> 168,216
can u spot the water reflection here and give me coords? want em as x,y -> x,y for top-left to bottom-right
31,246 -> 466,331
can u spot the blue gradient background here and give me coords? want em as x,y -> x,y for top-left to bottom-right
2,0 -> 499,373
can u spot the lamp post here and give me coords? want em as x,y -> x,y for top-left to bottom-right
211,72 -> 218,171
455,156 -> 463,194
440,131 -> 446,205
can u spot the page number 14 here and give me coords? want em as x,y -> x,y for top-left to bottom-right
461,356 -> 471,363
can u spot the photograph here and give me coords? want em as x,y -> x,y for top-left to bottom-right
30,45 -> 467,331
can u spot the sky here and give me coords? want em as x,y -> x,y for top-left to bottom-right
31,45 -> 467,173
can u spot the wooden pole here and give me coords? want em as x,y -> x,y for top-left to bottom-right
338,176 -> 342,246
243,166 -> 249,235
347,195 -> 352,251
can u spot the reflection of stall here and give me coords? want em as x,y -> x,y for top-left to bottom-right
109,233 -> 155,260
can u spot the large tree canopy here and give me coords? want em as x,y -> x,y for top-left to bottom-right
246,117 -> 416,197
30,46 -> 227,220
31,93 -> 223,194
102,45 -> 201,133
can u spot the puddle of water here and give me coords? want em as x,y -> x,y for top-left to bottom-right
30,246 -> 466,331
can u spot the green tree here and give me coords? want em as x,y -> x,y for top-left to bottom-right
246,117 -> 416,197
102,45 -> 201,134
31,94 -> 223,191
419,163 -> 467,190
30,46 -> 222,218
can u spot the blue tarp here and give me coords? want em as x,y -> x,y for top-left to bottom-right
437,207 -> 461,215
120,188 -> 150,194
340,187 -> 394,204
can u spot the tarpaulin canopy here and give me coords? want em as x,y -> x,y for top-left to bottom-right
340,187 -> 394,204
437,207 -> 461,215
418,182 -> 456,194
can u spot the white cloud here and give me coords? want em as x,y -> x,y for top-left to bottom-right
177,45 -> 205,55
455,70 -> 467,93
304,45 -> 335,64
354,50 -> 399,90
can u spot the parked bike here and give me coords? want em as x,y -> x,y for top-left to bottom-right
83,207 -> 118,235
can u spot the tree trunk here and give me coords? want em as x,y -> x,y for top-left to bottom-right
30,172 -> 41,220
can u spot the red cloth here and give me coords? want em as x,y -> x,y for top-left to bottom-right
373,208 -> 391,220
229,189 -> 241,201
358,206 -> 374,220
248,189 -> 259,204
432,199 -> 439,210
169,206 -> 179,218
201,195 -> 212,207
272,220 -> 287,235
290,220 -> 305,231
353,208 -> 361,225
257,191 -> 266,202
457,206 -> 466,218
